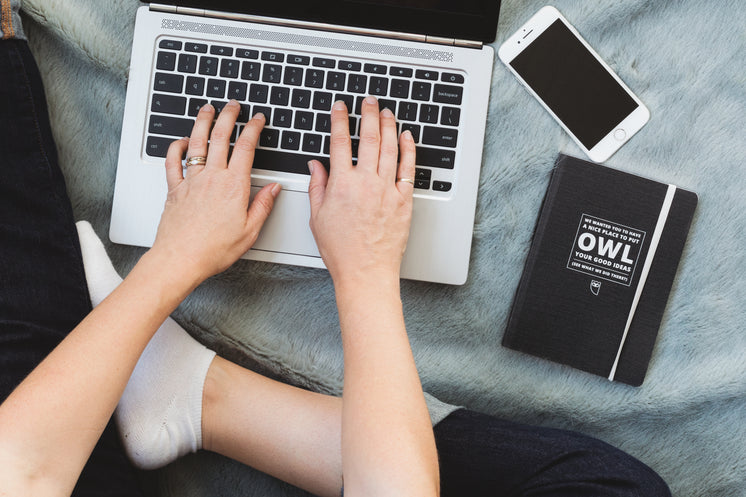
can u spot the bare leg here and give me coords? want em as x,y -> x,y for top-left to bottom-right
202,356 -> 343,497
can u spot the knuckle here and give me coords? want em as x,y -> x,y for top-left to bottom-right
331,133 -> 351,147
211,127 -> 231,142
188,136 -> 208,151
233,136 -> 257,154
380,142 -> 398,157
360,132 -> 379,146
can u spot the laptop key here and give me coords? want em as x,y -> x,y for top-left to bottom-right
284,67 -> 304,86
313,57 -> 335,68
433,84 -> 463,105
440,106 -> 461,126
262,64 -> 282,83
211,100 -> 228,115
339,61 -> 361,71
423,126 -> 458,148
252,148 -> 327,175
295,111 -> 314,130
398,102 -> 418,121
220,59 -> 240,79
415,69 -> 438,81
259,128 -> 280,148
156,51 -> 176,71
441,72 -> 464,84
206,79 -> 226,99
326,72 -> 346,91
368,77 -> 388,96
281,131 -> 301,150
364,64 -> 387,74
302,133 -> 322,153
291,89 -> 312,109
236,48 -> 259,59
433,181 -> 452,192
188,98 -> 208,117
414,179 -> 430,190
153,72 -> 183,93
238,104 -> 251,123
145,136 -> 174,158
315,113 -> 331,133
288,54 -> 310,65
199,56 -> 218,76
249,84 -> 269,103
185,76 -> 205,96
419,104 -> 439,124
335,94 -> 354,113
252,105 -> 272,121
390,66 -> 413,78
415,168 -> 431,181
415,146 -> 455,169
149,114 -> 194,137
411,81 -> 431,101
227,81 -> 248,101
270,87 -> 290,106
178,54 -> 198,73
390,79 -> 410,98
151,93 -> 187,115
241,61 -> 260,81
401,123 -> 421,142
313,91 -> 333,111
211,45 -> 233,56
378,98 -> 396,114
305,69 -> 325,89
273,108 -> 293,128
185,42 -> 208,53
159,39 -> 182,51
347,74 -> 367,94
262,51 -> 284,62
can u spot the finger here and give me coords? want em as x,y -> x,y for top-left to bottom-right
307,159 -> 328,219
329,100 -> 353,177
230,112 -> 266,181
165,137 -> 189,190
356,96 -> 381,173
206,100 -> 241,169
186,104 -> 215,177
396,130 -> 417,197
245,183 -> 282,244
377,107 -> 399,183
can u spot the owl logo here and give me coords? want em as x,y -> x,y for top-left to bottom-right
590,280 -> 602,296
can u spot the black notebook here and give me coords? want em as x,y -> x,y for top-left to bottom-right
503,155 -> 698,386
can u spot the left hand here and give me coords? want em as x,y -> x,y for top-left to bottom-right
151,101 -> 281,284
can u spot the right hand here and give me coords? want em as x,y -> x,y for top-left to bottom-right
307,97 -> 416,285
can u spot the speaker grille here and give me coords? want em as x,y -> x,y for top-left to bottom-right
162,19 -> 454,62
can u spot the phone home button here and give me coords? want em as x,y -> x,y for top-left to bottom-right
613,128 -> 627,141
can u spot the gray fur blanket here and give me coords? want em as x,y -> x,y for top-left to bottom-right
20,0 -> 746,495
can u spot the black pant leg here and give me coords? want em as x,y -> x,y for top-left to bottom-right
0,39 -> 144,497
434,409 -> 671,497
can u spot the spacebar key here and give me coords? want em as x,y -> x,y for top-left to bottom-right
251,149 -> 329,175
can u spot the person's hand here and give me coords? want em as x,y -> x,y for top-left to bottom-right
307,97 -> 416,286
151,101 -> 281,285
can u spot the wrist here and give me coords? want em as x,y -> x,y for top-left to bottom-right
134,247 -> 203,303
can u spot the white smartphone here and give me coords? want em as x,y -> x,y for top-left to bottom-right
498,6 -> 649,162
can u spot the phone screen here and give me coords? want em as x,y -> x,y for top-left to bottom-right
509,19 -> 639,149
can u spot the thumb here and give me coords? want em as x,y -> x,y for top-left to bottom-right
246,182 -> 281,236
307,160 -> 328,217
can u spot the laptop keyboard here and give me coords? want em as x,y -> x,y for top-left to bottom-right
146,37 -> 465,193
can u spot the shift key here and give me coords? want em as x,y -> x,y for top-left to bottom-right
149,114 -> 195,137
416,146 -> 456,169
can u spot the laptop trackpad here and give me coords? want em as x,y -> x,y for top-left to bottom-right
249,186 -> 320,257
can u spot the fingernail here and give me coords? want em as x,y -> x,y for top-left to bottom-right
381,107 -> 394,118
365,96 -> 377,105
201,103 -> 214,112
227,99 -> 239,107
333,100 -> 347,111
252,112 -> 265,121
307,160 -> 315,174
402,129 -> 413,141
271,183 -> 282,196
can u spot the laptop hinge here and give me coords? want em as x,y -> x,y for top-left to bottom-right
149,3 -> 483,49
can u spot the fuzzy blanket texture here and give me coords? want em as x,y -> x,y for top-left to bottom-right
19,0 -> 746,495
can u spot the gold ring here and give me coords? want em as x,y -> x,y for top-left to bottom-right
185,156 -> 207,167
396,178 -> 415,185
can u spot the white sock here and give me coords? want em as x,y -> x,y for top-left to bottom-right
76,221 -> 216,470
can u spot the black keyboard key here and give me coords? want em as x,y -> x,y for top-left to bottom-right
411,81 -> 431,101
416,146 -> 455,169
153,72 -> 183,93
419,104 -> 439,124
288,54 -> 310,65
262,51 -> 284,62
347,73 -> 368,94
253,148 -> 328,174
185,42 -> 208,53
433,180 -> 452,192
401,123 -> 421,142
305,69 -> 325,89
433,84 -> 463,105
302,133 -> 322,153
241,61 -> 260,81
390,79 -> 410,98
423,126 -> 458,148
188,98 -> 208,117
270,86 -> 290,106
273,108 -> 293,128
151,93 -> 187,115
326,72 -> 346,91
364,63 -> 387,74
281,130 -> 301,150
206,79 -> 226,98
368,77 -> 388,96
211,100 -> 228,115
339,60 -> 361,71
335,94 -> 354,113
415,69 -> 438,80
390,66 -> 413,77
159,39 -> 182,51
178,54 -> 198,73
211,45 -> 233,56
145,136 -> 174,158
291,89 -> 312,108
398,102 -> 418,121
199,56 -> 219,76
259,128 -> 280,148
350,138 -> 360,158
156,51 -> 176,71
440,106 -> 461,126
441,72 -> 464,84
295,111 -> 314,130
262,64 -> 282,83
249,84 -> 269,103
354,96 -> 365,115
220,59 -> 240,79
236,48 -> 259,59
349,116 -> 358,136
227,81 -> 248,101
315,113 -> 331,133
149,114 -> 194,137
313,91 -> 333,111
378,98 -> 396,114
415,168 -> 431,181
313,57 -> 335,68
284,67 -> 304,86
252,105 -> 272,121
185,76 -> 205,96
323,136 -> 330,155
414,179 -> 430,190
238,103 -> 251,123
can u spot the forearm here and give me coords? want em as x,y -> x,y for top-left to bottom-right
336,274 -> 439,497
0,248 -> 196,495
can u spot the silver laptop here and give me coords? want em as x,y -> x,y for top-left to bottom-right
110,0 -> 500,285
